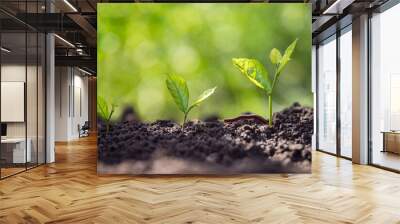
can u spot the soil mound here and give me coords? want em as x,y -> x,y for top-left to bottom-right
98,103 -> 313,174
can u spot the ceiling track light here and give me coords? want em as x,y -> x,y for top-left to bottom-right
78,67 -> 93,76
54,34 -> 75,48
63,0 -> 78,12
1,47 -> 11,53
323,1 -> 341,15
322,0 -> 349,15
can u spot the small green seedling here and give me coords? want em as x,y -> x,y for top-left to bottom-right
232,39 -> 298,126
97,96 -> 117,133
166,74 -> 216,126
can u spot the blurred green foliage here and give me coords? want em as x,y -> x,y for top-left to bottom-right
98,3 -> 312,122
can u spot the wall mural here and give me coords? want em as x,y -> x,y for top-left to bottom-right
97,3 -> 313,174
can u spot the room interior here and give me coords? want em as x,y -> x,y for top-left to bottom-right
54,66 -> 90,142
314,2 -> 400,170
0,30 -> 46,178
370,3 -> 400,171
0,0 -> 399,222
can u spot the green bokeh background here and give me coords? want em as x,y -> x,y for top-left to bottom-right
98,3 -> 312,122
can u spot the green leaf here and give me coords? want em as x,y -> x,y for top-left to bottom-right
269,48 -> 282,65
97,96 -> 109,120
232,58 -> 272,93
277,39 -> 298,75
166,74 -> 189,113
188,86 -> 217,112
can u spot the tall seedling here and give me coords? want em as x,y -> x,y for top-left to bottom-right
97,96 -> 116,133
166,74 -> 216,126
232,39 -> 298,126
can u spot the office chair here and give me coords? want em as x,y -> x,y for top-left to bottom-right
79,121 -> 90,138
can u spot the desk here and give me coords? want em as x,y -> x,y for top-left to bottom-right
382,131 -> 400,154
1,138 -> 31,163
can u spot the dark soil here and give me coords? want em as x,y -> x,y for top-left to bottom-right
98,103 -> 313,174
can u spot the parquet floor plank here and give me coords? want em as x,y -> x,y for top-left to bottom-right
0,135 -> 399,223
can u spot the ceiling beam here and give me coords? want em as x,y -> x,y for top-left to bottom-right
67,13 -> 97,46
312,15 -> 335,33
55,55 -> 96,71
11,13 -> 82,32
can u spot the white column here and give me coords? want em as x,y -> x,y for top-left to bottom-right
312,45 -> 317,150
352,14 -> 369,164
46,32 -> 55,163
44,0 -> 55,164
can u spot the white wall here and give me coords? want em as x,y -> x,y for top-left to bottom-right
55,67 -> 70,141
1,65 -> 35,138
1,63 -> 46,164
1,65 -> 26,142
55,67 -> 89,141
71,73 -> 89,138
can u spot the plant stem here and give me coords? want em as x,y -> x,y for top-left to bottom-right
268,66 -> 279,127
183,113 -> 188,129
268,94 -> 273,127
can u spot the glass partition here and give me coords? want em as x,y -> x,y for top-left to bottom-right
0,4 -> 46,179
1,31 -> 28,177
317,35 -> 337,154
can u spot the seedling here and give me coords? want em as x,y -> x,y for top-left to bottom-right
97,96 -> 117,133
232,39 -> 298,126
166,74 -> 216,126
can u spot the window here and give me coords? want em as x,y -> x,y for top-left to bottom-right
339,27 -> 352,158
317,36 -> 337,154
370,3 -> 400,171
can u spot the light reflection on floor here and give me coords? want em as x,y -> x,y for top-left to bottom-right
372,150 -> 400,171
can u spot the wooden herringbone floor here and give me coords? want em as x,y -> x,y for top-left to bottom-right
1,135 -> 400,224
